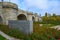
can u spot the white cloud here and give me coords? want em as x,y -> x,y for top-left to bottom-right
25,0 -> 48,9
10,0 -> 19,4
23,0 -> 59,10
19,0 -> 60,15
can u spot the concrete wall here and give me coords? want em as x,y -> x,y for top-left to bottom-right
8,20 -> 33,34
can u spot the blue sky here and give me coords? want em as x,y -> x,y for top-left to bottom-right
0,0 -> 60,16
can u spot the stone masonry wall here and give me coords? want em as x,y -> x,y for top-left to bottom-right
0,2 -> 18,25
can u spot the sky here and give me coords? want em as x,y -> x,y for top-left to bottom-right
0,0 -> 60,16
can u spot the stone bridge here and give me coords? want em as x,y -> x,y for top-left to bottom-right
0,2 -> 42,25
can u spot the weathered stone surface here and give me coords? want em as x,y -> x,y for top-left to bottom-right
0,2 -> 18,10
8,20 -> 33,35
0,2 -> 18,24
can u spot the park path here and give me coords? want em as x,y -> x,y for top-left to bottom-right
0,31 -> 20,40
50,25 -> 60,30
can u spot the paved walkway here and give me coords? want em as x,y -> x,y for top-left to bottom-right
0,31 -> 20,40
50,25 -> 60,30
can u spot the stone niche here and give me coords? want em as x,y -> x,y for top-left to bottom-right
8,20 -> 33,35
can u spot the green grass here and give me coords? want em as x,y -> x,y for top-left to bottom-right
41,24 -> 57,27
0,24 -> 26,39
0,23 -> 60,40
39,21 -> 60,25
33,22 -> 60,40
0,35 -> 6,40
34,22 -> 57,28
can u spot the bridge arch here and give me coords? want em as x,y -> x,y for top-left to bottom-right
17,14 -> 27,20
32,16 -> 35,21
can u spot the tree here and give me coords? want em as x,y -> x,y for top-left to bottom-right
52,13 -> 56,17
45,12 -> 48,17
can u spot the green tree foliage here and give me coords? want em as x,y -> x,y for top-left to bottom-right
42,15 -> 60,24
45,12 -> 48,17
53,13 -> 56,17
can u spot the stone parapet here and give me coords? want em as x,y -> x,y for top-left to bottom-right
0,2 -> 18,10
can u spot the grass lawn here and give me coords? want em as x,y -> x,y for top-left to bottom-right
41,24 -> 57,27
0,35 -> 6,40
